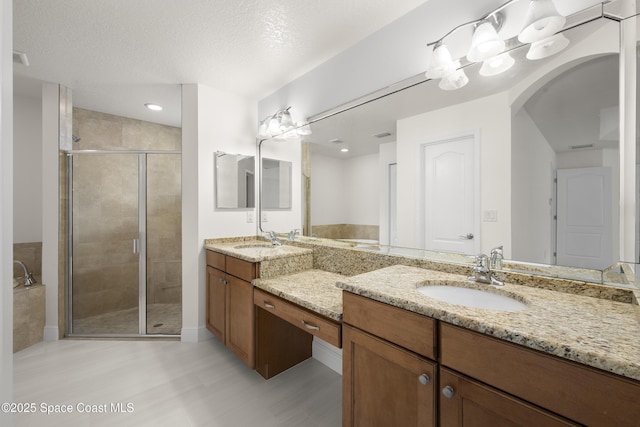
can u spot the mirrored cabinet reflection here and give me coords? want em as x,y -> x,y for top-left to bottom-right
215,151 -> 293,211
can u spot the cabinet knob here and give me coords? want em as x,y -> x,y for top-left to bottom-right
418,374 -> 430,385
442,386 -> 455,399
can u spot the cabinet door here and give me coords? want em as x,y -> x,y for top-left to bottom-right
226,275 -> 255,368
439,368 -> 577,427
206,266 -> 226,342
343,325 -> 436,427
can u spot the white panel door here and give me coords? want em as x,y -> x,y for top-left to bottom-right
422,135 -> 477,254
556,167 -> 613,270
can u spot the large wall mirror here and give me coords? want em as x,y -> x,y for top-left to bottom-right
260,2 -> 639,285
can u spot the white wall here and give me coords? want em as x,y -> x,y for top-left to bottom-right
396,92 -> 511,256
1,0 -> 13,411
13,94 -> 42,243
511,109 -> 557,264
311,152 -> 379,227
41,84 -> 60,341
181,84 -> 257,342
379,142 -> 397,246
311,154 -> 346,224
344,153 -> 379,226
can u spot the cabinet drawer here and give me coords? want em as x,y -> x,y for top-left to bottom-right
206,250 -> 225,270
254,288 -> 341,348
440,323 -> 640,426
227,256 -> 258,282
343,292 -> 436,360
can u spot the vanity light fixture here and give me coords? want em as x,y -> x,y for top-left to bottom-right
526,33 -> 569,60
425,41 -> 456,79
518,0 -> 566,43
145,103 -> 163,111
425,0 -> 568,91
479,51 -> 515,76
466,16 -> 505,63
257,106 -> 313,139
439,65 -> 469,91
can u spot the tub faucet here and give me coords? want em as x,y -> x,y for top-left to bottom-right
266,231 -> 282,246
14,260 -> 37,286
468,254 -> 503,286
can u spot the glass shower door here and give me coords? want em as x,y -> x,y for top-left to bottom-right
70,153 -> 141,335
145,153 -> 182,335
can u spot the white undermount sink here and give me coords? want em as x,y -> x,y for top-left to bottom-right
417,285 -> 527,311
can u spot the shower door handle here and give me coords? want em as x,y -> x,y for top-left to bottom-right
133,238 -> 139,254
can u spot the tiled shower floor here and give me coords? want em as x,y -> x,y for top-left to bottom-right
72,303 -> 181,335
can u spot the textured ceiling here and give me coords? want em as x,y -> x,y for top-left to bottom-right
13,0 -> 427,126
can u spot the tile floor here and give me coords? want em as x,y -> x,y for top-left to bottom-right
72,303 -> 181,335
10,337 -> 342,426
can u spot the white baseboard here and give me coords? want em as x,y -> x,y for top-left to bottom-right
312,337 -> 342,375
180,326 -> 212,343
43,326 -> 59,341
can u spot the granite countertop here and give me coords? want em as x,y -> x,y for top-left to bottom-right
204,239 -> 312,263
253,270 -> 345,321
336,265 -> 640,381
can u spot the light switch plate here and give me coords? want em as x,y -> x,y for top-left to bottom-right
483,210 -> 498,222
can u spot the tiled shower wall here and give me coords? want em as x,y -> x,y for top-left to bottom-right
71,108 -> 181,321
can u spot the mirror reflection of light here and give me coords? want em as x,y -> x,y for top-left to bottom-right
144,103 -> 163,111
526,33 -> 570,60
439,67 -> 469,91
479,52 -> 515,76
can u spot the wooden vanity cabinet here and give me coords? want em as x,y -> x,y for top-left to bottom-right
342,292 -> 437,427
440,323 -> 640,427
206,250 -> 257,368
439,368 -> 577,427
342,292 -> 640,427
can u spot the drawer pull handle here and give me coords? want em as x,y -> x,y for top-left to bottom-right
442,386 -> 455,399
418,374 -> 430,385
302,320 -> 320,331
263,302 -> 275,309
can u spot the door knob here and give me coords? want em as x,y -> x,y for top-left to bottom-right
459,233 -> 474,240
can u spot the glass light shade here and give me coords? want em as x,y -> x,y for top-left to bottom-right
425,42 -> 456,79
278,109 -> 294,131
267,116 -> 281,134
439,68 -> 469,91
479,52 -> 515,76
467,21 -> 505,63
526,33 -> 569,60
518,0 -> 566,43
257,120 -> 270,138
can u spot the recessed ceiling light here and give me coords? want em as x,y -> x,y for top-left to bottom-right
145,103 -> 163,111
340,148 -> 349,153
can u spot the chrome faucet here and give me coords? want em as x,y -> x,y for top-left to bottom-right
468,254 -> 503,286
14,260 -> 37,286
490,245 -> 503,270
266,231 -> 282,246
288,229 -> 299,241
